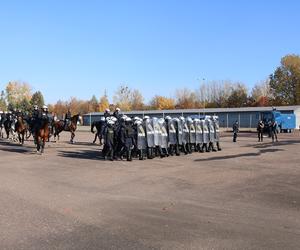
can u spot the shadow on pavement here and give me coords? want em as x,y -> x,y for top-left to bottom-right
57,149 -> 103,160
194,148 -> 284,162
242,140 -> 300,149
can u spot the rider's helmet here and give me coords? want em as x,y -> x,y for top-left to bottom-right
42,105 -> 48,111
115,107 -> 120,112
33,105 -> 38,110
105,108 -> 110,113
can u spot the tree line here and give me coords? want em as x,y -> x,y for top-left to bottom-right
1,54 -> 299,117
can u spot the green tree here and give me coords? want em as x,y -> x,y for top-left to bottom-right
19,98 -> 31,112
269,54 -> 300,105
226,83 -> 248,108
30,91 -> 45,107
89,95 -> 98,112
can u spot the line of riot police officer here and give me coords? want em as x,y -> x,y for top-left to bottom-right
100,114 -> 222,161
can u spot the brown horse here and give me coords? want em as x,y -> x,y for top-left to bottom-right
34,119 -> 50,154
52,114 -> 80,143
15,116 -> 28,145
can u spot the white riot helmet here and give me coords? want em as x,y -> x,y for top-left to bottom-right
42,105 -> 48,110
34,105 -> 38,110
105,108 -> 110,112
116,107 -> 121,112
144,115 -> 150,120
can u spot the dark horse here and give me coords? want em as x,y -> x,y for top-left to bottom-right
15,116 -> 29,145
4,115 -> 18,141
52,114 -> 80,143
34,119 -> 50,154
91,120 -> 105,144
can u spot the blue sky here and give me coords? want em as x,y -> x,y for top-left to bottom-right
0,0 -> 299,104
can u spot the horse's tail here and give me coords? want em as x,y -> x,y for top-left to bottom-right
91,121 -> 95,133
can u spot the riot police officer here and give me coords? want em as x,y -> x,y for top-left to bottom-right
257,120 -> 264,142
232,120 -> 239,142
271,120 -> 278,143
102,118 -> 115,161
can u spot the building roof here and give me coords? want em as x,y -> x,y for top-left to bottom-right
84,105 -> 300,116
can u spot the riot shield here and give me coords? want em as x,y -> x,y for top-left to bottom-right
168,119 -> 177,145
175,118 -> 183,145
152,117 -> 162,146
194,119 -> 203,144
188,120 -> 196,144
213,117 -> 220,142
137,123 -> 147,150
182,119 -> 189,144
159,118 -> 168,149
144,119 -> 154,148
208,119 -> 215,143
201,119 -> 209,143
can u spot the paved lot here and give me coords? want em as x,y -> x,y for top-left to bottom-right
0,131 -> 300,250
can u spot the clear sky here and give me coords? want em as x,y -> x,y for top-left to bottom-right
0,0 -> 299,104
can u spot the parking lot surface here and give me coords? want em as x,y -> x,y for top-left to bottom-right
0,131 -> 300,250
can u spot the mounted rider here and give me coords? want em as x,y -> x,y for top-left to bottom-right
104,108 -> 110,119
64,109 -> 72,130
40,105 -> 50,121
30,105 -> 40,134
113,107 -> 121,121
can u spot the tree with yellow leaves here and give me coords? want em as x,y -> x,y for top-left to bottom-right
150,95 -> 175,110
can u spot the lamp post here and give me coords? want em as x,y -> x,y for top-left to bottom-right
197,77 -> 206,116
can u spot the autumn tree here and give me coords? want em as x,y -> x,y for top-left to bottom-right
150,95 -> 175,110
0,91 -> 6,110
5,81 -> 31,110
175,88 -> 198,109
30,91 -> 45,107
113,85 -> 132,111
251,79 -> 272,106
99,93 -> 110,112
269,54 -> 300,105
130,89 -> 144,110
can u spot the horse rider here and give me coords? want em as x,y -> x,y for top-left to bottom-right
232,120 -> 239,142
30,105 -> 40,134
113,107 -> 121,120
40,105 -> 50,121
257,120 -> 264,142
104,108 -> 110,119
64,109 -> 72,130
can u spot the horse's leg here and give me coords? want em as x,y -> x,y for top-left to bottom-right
41,137 -> 45,153
21,132 -> 24,145
18,133 -> 21,144
93,133 -> 97,144
36,136 -> 40,153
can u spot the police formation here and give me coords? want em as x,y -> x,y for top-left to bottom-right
98,109 -> 222,161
